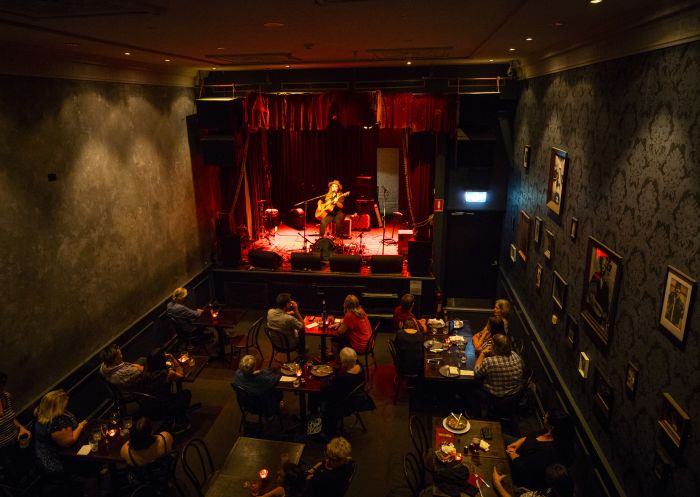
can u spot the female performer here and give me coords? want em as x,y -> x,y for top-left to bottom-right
318,180 -> 346,237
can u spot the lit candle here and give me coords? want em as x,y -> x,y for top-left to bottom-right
454,452 -> 462,462
211,309 -> 219,319
259,468 -> 269,479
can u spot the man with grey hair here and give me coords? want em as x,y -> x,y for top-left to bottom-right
232,355 -> 282,414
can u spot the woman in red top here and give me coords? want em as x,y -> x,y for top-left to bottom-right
336,294 -> 372,353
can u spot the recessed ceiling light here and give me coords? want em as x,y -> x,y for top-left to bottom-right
488,59 -> 494,62
124,52 -> 131,56
216,47 -> 225,50
211,67 -> 217,70
509,48 -> 516,51
263,22 -> 284,28
285,65 -> 290,68
164,59 -> 171,62
525,37 -> 533,41
406,61 -> 412,65
590,0 -> 603,4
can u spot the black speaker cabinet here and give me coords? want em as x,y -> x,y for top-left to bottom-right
220,235 -> 241,268
408,240 -> 432,276
196,99 -> 239,131
248,249 -> 282,269
330,254 -> 362,273
285,208 -> 306,230
291,252 -> 321,271
200,135 -> 235,167
370,255 -> 403,274
355,175 -> 373,199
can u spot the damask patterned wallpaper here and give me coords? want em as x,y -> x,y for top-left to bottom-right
503,41 -> 700,496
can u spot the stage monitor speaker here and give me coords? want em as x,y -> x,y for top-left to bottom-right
355,175 -> 373,199
196,99 -> 239,131
285,208 -> 306,230
220,235 -> 241,268
330,254 -> 362,273
371,255 -> 403,274
248,249 -> 282,269
291,252 -> 321,271
408,240 -> 432,276
200,135 -> 235,167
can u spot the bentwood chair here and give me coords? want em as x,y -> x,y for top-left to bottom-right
337,382 -> 376,434
356,321 -> 380,381
264,327 -> 295,366
229,317 -> 265,368
388,339 -> 419,403
403,451 -> 425,497
231,383 -> 284,435
180,439 -> 217,497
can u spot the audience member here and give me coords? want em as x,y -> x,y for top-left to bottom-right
305,437 -> 354,497
393,293 -> 427,333
475,334 -> 523,398
99,343 -> 144,391
0,372 -> 32,482
166,287 -> 204,333
318,348 -> 365,436
472,316 -> 505,354
267,292 -> 304,352
232,355 -> 283,415
493,463 -> 574,497
33,390 -> 87,477
394,318 -> 424,376
140,347 -> 192,433
420,455 -> 472,497
259,462 -> 307,497
120,416 -> 174,486
333,295 -> 372,353
504,409 -> 575,490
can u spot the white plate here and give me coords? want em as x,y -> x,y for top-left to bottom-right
430,346 -> 445,353
453,319 -> 464,329
438,365 -> 460,378
442,417 -> 471,434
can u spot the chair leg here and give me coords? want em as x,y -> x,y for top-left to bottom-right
365,355 -> 371,381
356,412 -> 367,432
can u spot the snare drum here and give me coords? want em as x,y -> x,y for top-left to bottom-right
312,237 -> 343,260
263,208 -> 280,229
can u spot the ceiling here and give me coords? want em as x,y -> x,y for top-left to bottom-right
0,0 -> 698,85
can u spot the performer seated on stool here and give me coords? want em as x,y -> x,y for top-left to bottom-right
317,180 -> 347,237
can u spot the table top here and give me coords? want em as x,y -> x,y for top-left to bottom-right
430,416 -> 512,497
60,419 -> 127,464
275,363 -> 331,393
303,316 -> 340,336
423,322 -> 477,382
181,354 -> 209,383
205,437 -> 304,497
194,308 -> 243,328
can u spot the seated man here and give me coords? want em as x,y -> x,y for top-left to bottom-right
394,321 -> 424,377
474,334 -> 524,407
393,293 -> 427,333
232,355 -> 282,415
99,344 -> 144,390
166,287 -> 204,334
267,292 -> 303,352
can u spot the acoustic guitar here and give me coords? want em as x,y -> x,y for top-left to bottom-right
315,191 -> 350,221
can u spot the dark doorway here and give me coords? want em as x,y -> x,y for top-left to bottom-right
445,211 -> 504,300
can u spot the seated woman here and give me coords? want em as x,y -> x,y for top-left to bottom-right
472,316 -> 505,354
33,390 -> 89,492
472,299 -> 511,348
505,409 -> 575,490
120,417 -> 174,486
258,462 -> 307,497
0,372 -> 32,482
493,464 -> 574,497
317,348 -> 365,436
305,437 -> 354,497
333,295 -> 372,354
140,347 -> 192,433
393,293 -> 427,333
232,355 -> 283,416
394,317 -> 424,376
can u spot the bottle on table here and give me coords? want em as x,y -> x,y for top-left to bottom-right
321,299 -> 328,329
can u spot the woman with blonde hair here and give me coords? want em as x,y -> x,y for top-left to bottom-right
334,294 -> 372,353
472,299 -> 511,351
306,436 -> 354,497
33,390 -> 87,475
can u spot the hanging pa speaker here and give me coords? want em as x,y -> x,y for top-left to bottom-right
370,255 -> 403,274
330,254 -> 362,273
248,249 -> 282,269
291,252 -> 321,271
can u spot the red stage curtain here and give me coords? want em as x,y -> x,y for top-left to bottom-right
378,93 -> 456,134
405,132 -> 436,224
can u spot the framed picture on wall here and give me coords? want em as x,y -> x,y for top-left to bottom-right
535,264 -> 543,290
565,315 -> 578,351
552,270 -> 567,310
516,211 -> 531,262
510,244 -> 517,262
577,352 -> 590,379
533,216 -> 542,244
569,217 -> 578,240
625,362 -> 639,399
543,229 -> 554,261
580,237 -> 623,349
546,147 -> 569,217
593,368 -> 614,423
523,145 -> 531,170
658,392 -> 690,451
659,266 -> 696,347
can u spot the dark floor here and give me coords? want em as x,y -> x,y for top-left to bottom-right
175,308 -> 542,497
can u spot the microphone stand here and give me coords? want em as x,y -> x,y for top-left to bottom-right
294,194 -> 326,252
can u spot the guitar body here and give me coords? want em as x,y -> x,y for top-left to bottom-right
315,191 -> 350,221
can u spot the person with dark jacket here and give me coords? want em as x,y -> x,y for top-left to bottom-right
232,355 -> 283,416
305,437 -> 354,497
140,347 -> 192,433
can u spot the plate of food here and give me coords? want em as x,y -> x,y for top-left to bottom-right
442,415 -> 471,434
435,442 -> 457,462
280,363 -> 299,376
310,364 -> 334,377
453,319 -> 464,329
430,345 -> 446,353
438,365 -> 460,378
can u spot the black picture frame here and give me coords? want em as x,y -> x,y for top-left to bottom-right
543,229 -> 554,262
546,147 -> 569,217
523,145 -> 531,170
593,368 -> 614,424
625,362 -> 639,399
659,265 -> 696,348
565,315 -> 578,351
533,216 -> 542,245
552,270 -> 567,310
658,392 -> 690,451
509,243 -> 517,262
580,237 -> 623,349
516,211 -> 531,262
569,217 -> 578,240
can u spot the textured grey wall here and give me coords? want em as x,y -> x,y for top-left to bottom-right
0,76 -> 206,408
503,42 -> 699,496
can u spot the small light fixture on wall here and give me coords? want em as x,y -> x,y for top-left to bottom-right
464,191 -> 487,203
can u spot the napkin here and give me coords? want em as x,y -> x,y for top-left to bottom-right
459,369 -> 474,377
77,445 -> 92,456
448,366 -> 459,376
479,439 -> 490,451
279,376 -> 297,382
306,322 -> 318,329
